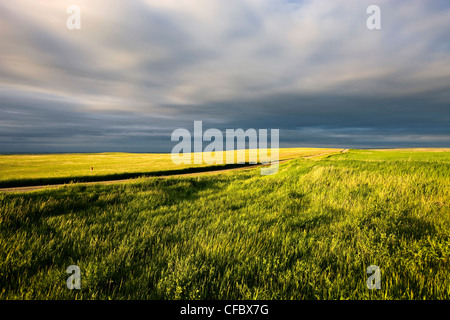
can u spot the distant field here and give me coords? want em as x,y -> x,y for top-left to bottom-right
0,148 -> 449,299
0,148 -> 340,188
341,148 -> 450,162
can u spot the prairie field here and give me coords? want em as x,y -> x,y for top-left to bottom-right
0,148 -> 339,188
0,148 -> 449,299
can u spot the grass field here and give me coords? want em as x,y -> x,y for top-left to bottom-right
0,148 -> 340,188
0,148 -> 449,299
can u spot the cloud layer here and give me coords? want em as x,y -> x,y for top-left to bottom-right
1,0 -> 449,152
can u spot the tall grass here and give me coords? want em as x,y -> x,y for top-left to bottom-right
0,150 -> 449,299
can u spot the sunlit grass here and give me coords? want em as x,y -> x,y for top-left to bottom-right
0,148 -> 449,299
0,148 -> 341,188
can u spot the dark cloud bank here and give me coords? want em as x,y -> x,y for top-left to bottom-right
0,0 -> 449,153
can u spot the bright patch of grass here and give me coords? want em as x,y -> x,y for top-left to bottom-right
0,148 -> 340,188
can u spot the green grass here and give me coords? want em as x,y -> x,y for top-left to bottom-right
0,149 -> 449,299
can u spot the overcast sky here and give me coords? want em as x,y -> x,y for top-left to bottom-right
1,0 -> 449,153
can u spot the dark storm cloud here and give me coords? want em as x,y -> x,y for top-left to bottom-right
0,0 -> 449,152
160,88 -> 450,148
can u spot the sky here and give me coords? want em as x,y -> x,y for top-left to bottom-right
1,0 -> 449,153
